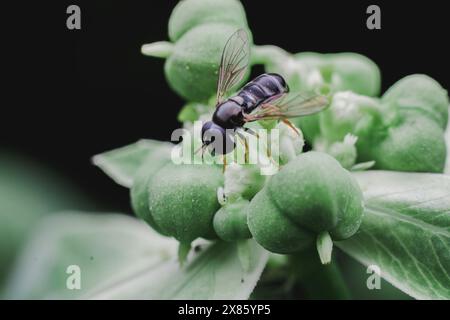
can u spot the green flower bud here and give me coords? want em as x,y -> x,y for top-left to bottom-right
382,74 -> 449,130
130,148 -> 172,236
248,152 -> 364,254
168,0 -> 248,42
252,45 -> 308,92
147,163 -> 223,243
165,23 -> 251,102
223,163 -> 266,201
327,134 -> 358,169
319,91 -> 385,144
143,0 -> 253,102
291,115 -> 321,145
254,48 -> 381,143
295,52 -> 381,97
254,49 -> 380,97
268,152 -> 364,239
271,122 -> 305,165
368,111 -> 447,173
317,75 -> 448,173
213,198 -> 252,241
247,187 -> 315,254
177,103 -> 200,123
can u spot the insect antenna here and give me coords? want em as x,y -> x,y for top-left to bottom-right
243,127 -> 260,138
194,143 -> 208,161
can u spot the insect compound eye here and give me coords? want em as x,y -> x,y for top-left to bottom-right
201,121 -> 213,144
201,121 -> 217,144
202,129 -> 220,146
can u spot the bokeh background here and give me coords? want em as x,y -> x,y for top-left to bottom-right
1,0 -> 449,298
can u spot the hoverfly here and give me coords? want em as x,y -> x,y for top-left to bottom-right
200,29 -> 329,162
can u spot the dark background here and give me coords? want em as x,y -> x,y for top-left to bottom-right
2,1 -> 449,213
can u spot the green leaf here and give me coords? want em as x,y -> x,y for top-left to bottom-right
237,239 -> 253,272
338,171 -> 450,300
109,240 -> 268,300
338,251 -> 412,300
445,112 -> 449,174
3,212 -> 268,299
0,153 -> 91,289
252,248 -> 351,300
92,139 -> 172,188
2,212 -> 177,299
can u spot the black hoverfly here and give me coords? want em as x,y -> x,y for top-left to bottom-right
200,29 -> 329,161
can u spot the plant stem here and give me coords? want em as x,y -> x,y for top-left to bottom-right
301,260 -> 351,300
288,245 -> 351,299
178,242 -> 191,266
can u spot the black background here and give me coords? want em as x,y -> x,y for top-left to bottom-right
2,1 -> 449,212
2,299 -> 442,317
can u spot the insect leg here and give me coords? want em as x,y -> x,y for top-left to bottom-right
236,131 -> 249,163
266,130 -> 272,158
222,154 -> 227,173
281,118 -> 300,136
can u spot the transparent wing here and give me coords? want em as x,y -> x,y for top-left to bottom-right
216,29 -> 250,105
245,92 -> 329,122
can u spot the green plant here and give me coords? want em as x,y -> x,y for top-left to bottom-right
142,0 -> 252,102
251,46 -> 382,142
247,152 -> 364,263
317,75 -> 448,172
4,0 -> 449,300
99,0 -> 450,296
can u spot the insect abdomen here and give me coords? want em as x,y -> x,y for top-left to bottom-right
237,73 -> 289,113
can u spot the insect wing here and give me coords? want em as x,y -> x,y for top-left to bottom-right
246,93 -> 329,121
216,29 -> 250,105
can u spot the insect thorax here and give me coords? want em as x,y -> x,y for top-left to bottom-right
213,100 -> 245,129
